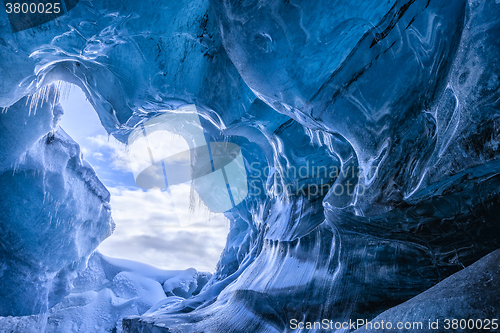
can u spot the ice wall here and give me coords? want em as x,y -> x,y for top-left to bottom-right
0,87 -> 114,316
0,0 -> 499,332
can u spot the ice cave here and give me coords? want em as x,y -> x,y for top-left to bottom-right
0,0 -> 499,332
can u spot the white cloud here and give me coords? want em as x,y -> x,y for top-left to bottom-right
81,146 -> 90,156
87,134 -> 131,172
92,152 -> 104,161
98,187 -> 230,272
59,86 -> 230,272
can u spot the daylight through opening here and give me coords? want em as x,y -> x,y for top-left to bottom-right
59,83 -> 230,272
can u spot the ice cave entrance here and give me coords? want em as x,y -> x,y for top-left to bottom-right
59,83 -> 229,272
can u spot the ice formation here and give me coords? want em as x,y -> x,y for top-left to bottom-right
0,0 -> 499,332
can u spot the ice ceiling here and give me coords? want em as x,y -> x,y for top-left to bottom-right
0,0 -> 499,332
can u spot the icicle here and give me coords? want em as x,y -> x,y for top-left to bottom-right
26,82 -> 69,116
189,184 -> 196,217
55,80 -> 74,103
39,311 -> 49,333
28,84 -> 48,116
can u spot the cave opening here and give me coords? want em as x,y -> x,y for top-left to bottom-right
58,83 -> 230,272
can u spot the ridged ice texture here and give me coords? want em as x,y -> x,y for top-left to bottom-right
0,0 -> 499,332
0,89 -> 114,316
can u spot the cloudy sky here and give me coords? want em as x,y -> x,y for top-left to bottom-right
59,85 -> 229,272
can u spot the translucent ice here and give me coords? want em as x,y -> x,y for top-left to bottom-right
0,0 -> 499,332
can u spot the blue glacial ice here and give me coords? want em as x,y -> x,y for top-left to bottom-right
0,0 -> 500,332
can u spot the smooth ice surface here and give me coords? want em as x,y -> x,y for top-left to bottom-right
0,0 -> 499,332
353,249 -> 500,333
